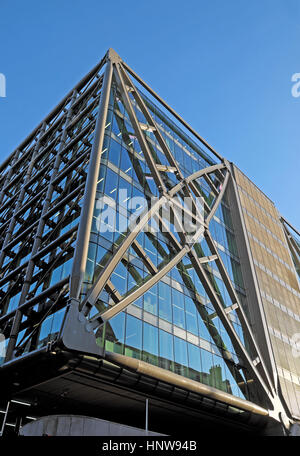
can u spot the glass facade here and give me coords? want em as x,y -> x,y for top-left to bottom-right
80,79 -> 260,404
0,52 -> 296,428
0,62 -> 105,357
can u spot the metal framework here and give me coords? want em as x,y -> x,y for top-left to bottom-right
281,217 -> 300,283
0,48 -> 293,433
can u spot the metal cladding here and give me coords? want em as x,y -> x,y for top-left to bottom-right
0,48 -> 299,435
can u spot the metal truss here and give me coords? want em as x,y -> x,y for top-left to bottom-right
0,48 -> 292,428
67,49 -> 280,410
0,55 -> 107,362
281,217 -> 300,284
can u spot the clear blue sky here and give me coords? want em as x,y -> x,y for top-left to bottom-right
0,0 -> 299,228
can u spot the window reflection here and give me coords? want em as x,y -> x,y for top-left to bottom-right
124,315 -> 142,359
78,85 -> 255,406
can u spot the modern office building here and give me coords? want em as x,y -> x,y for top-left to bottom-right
0,49 -> 299,436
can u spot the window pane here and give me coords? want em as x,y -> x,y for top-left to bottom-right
173,305 -> 186,329
158,283 -> 172,322
188,343 -> 201,381
105,312 -> 125,354
143,323 -> 158,365
125,315 -> 142,359
108,138 -> 121,168
174,336 -> 188,376
200,348 -> 214,387
144,286 -> 158,315
159,330 -> 174,370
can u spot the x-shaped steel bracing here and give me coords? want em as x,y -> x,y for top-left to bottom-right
70,50 -> 279,408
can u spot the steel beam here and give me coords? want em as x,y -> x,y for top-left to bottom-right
90,246 -> 190,326
187,249 -> 273,406
0,122 -> 47,269
206,168 -> 229,224
113,63 -> 166,193
70,58 -> 113,299
105,351 -> 269,418
204,228 -> 275,394
0,55 -> 106,175
121,60 -> 224,162
82,196 -> 167,313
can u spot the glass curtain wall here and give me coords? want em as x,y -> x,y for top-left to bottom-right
82,79 -> 257,404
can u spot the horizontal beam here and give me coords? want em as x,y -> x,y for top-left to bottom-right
82,196 -> 167,311
105,351 -> 269,417
0,277 -> 70,326
91,247 -> 189,326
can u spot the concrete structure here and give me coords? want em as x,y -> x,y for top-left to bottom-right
0,49 -> 299,436
19,414 -> 162,436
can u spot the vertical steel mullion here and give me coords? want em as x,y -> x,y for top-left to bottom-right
172,185 -> 205,231
287,233 -> 300,268
0,401 -> 10,436
122,60 -> 224,163
289,233 -> 300,257
187,180 -> 211,215
145,398 -> 149,433
0,123 -> 47,268
168,203 -> 189,246
4,93 -> 78,362
204,228 -> 275,393
14,416 -> 22,436
120,64 -> 185,180
121,63 -> 212,228
70,59 -> 113,299
281,216 -> 300,238
83,195 -> 167,312
113,63 -> 166,194
206,169 -> 230,225
19,91 -> 78,299
153,212 -> 182,251
0,151 -> 21,205
203,174 -> 219,197
120,65 -> 205,230
172,246 -> 249,394
282,223 -> 300,279
188,248 -> 272,403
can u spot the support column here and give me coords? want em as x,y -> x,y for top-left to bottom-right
70,57 -> 113,299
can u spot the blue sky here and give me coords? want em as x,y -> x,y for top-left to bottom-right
0,0 -> 299,228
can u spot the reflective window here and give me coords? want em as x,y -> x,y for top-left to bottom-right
144,286 -> 158,315
125,315 -> 142,359
158,283 -> 172,322
187,343 -> 201,381
200,348 -> 214,387
159,330 -> 174,370
174,336 -> 188,374
104,313 -> 125,354
143,322 -> 158,365
185,297 -> 199,336
108,138 -> 121,168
